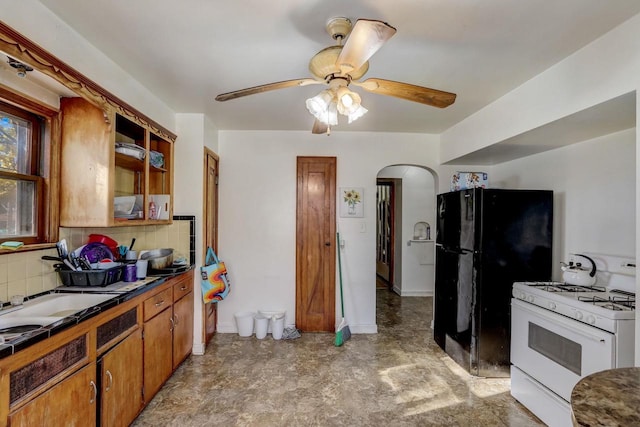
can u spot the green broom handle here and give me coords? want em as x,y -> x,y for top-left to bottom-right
337,232 -> 345,317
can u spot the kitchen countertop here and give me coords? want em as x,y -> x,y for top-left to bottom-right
0,266 -> 194,358
571,367 -> 640,426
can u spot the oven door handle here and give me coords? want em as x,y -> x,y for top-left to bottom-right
569,328 -> 606,343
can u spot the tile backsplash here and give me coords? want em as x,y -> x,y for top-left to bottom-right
0,217 -> 195,303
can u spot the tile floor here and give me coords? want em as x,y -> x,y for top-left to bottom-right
132,287 -> 544,426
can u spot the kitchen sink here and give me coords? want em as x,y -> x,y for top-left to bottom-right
1,293 -> 115,319
0,316 -> 65,332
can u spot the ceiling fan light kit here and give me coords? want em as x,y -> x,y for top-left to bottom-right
306,76 -> 368,126
306,89 -> 338,125
215,16 -> 457,134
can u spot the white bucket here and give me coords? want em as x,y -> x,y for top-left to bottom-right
254,314 -> 269,339
259,310 -> 285,332
271,314 -> 285,340
235,311 -> 255,337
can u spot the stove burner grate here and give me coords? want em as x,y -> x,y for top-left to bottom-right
557,284 -> 606,293
578,295 -> 608,304
578,295 -> 635,311
522,282 -> 606,293
610,296 -> 635,310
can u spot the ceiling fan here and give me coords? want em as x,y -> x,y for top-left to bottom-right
215,17 -> 457,134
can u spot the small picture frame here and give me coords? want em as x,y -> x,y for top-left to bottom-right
340,187 -> 364,218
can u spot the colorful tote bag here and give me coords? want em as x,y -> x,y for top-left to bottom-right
200,247 -> 230,303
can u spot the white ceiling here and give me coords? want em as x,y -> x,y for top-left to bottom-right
36,0 -> 640,134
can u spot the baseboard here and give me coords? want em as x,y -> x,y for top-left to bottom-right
400,290 -> 433,297
350,324 -> 378,334
192,341 -> 206,355
216,322 -> 378,334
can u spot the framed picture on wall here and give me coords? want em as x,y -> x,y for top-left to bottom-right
340,187 -> 364,218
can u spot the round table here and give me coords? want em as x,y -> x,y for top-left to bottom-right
571,367 -> 640,426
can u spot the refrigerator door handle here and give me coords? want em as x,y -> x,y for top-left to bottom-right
436,244 -> 473,255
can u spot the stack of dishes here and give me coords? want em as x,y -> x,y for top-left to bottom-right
115,142 -> 145,160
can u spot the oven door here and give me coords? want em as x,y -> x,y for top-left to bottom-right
510,298 -> 615,401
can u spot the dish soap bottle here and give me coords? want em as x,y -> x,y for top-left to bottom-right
149,199 -> 157,220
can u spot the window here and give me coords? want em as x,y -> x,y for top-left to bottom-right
0,99 -> 45,245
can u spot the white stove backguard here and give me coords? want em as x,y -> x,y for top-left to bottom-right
571,252 -> 635,293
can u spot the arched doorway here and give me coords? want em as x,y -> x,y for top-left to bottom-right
376,165 -> 438,300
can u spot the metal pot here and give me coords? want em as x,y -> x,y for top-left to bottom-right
140,248 -> 174,270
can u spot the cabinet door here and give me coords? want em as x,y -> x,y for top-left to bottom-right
101,329 -> 143,427
9,363 -> 97,427
60,97 -> 113,227
173,291 -> 194,369
143,308 -> 173,400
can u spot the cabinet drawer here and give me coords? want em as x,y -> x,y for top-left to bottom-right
173,276 -> 193,302
143,288 -> 172,321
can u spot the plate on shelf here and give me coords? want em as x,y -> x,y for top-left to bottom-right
114,213 -> 139,219
114,196 -> 136,215
115,143 -> 146,160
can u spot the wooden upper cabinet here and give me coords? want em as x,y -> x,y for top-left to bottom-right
59,97 -> 174,227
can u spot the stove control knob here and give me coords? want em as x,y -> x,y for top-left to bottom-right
526,295 -> 534,303
517,292 -> 526,300
548,302 -> 557,310
575,311 -> 583,320
586,315 -> 596,324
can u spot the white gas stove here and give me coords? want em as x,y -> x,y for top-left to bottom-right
512,281 -> 634,333
510,253 -> 636,427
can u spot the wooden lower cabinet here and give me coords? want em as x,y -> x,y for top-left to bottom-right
9,363 -> 97,427
173,288 -> 194,369
3,271 -> 195,425
143,270 -> 194,400
100,329 -> 143,427
143,306 -> 174,400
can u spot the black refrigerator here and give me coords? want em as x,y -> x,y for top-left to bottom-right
434,188 -> 552,377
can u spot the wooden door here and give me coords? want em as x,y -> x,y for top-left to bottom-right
203,148 -> 218,345
100,329 -> 143,427
143,308 -> 173,400
296,157 -> 336,332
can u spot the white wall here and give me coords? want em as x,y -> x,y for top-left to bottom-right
217,131 -> 440,333
175,114 -> 219,354
440,14 -> 640,163
0,0 -> 176,130
491,128 -> 635,279
377,166 -> 436,296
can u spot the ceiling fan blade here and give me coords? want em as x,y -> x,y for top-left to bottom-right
337,19 -> 396,74
215,78 -> 322,102
352,78 -> 457,108
312,119 -> 329,135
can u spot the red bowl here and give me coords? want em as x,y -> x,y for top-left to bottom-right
88,234 -> 118,256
